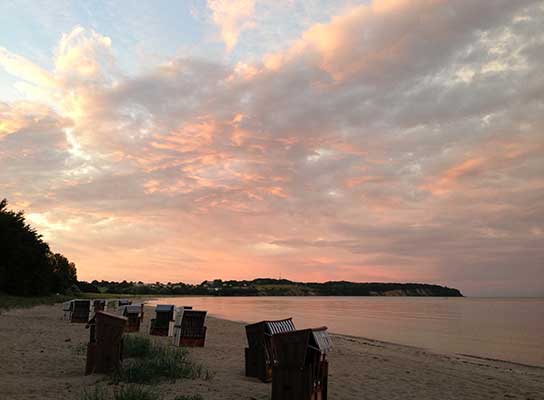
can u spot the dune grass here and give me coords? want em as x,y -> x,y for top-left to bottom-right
0,292 -> 74,311
81,385 -> 162,400
114,385 -> 160,400
123,335 -> 154,359
113,335 -> 212,385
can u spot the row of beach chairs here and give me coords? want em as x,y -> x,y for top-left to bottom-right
63,301 -> 331,399
68,302 -> 207,375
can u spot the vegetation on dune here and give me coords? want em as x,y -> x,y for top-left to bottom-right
81,385 -> 162,400
113,335 -> 212,385
113,385 -> 160,400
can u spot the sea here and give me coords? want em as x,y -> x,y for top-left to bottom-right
148,296 -> 544,367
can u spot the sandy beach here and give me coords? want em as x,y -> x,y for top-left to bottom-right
0,304 -> 543,400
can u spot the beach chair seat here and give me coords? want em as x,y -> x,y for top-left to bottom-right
245,318 -> 296,382
173,310 -> 207,347
150,304 -> 175,336
270,327 -> 332,400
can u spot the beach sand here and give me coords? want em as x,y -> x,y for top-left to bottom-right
0,303 -> 543,400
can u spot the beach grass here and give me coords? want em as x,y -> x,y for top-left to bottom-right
114,385 -> 160,400
0,292 -> 74,311
81,385 -> 162,400
123,335 -> 154,359
113,336 -> 211,385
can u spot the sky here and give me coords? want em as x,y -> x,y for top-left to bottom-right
0,0 -> 543,297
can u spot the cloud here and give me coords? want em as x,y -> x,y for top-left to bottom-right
0,1 -> 543,294
207,0 -> 256,51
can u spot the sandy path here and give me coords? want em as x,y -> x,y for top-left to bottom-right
0,304 -> 543,400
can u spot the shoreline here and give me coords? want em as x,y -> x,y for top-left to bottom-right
1,303 -> 543,399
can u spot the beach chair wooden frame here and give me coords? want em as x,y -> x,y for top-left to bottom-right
70,299 -> 91,323
85,311 -> 127,375
150,304 -> 175,336
270,326 -> 332,400
173,310 -> 207,347
245,318 -> 296,382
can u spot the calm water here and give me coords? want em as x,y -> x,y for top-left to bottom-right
148,296 -> 544,367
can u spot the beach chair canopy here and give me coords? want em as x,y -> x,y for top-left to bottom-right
245,318 -> 296,349
271,327 -> 332,369
155,304 -> 175,312
74,299 -> 91,309
270,329 -> 312,369
310,327 -> 333,353
118,299 -> 131,306
123,304 -> 142,315
264,319 -> 296,335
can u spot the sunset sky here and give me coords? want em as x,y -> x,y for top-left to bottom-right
1,0 -> 543,296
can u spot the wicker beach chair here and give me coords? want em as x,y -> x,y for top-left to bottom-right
62,301 -> 72,320
85,311 -> 127,375
92,299 -> 106,313
270,327 -> 332,400
245,318 -> 296,382
70,299 -> 91,323
149,304 -> 175,336
122,304 -> 143,332
172,310 -> 207,347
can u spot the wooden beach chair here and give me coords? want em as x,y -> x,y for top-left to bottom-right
149,304 -> 175,336
85,311 -> 127,375
172,309 -> 207,347
62,300 -> 73,320
70,299 -> 91,323
270,327 -> 332,400
245,318 -> 296,382
122,304 -> 143,332
92,299 -> 106,313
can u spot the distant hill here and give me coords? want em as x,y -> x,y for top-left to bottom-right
82,278 -> 463,297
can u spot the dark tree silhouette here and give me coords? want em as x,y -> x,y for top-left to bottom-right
0,199 -> 78,296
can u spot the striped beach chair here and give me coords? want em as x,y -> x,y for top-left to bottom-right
245,318 -> 296,382
172,309 -> 207,347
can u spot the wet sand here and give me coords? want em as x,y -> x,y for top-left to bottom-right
0,304 -> 543,399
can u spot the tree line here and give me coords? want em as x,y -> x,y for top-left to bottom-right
0,199 -> 77,296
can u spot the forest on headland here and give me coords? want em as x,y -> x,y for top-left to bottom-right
0,199 -> 462,299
